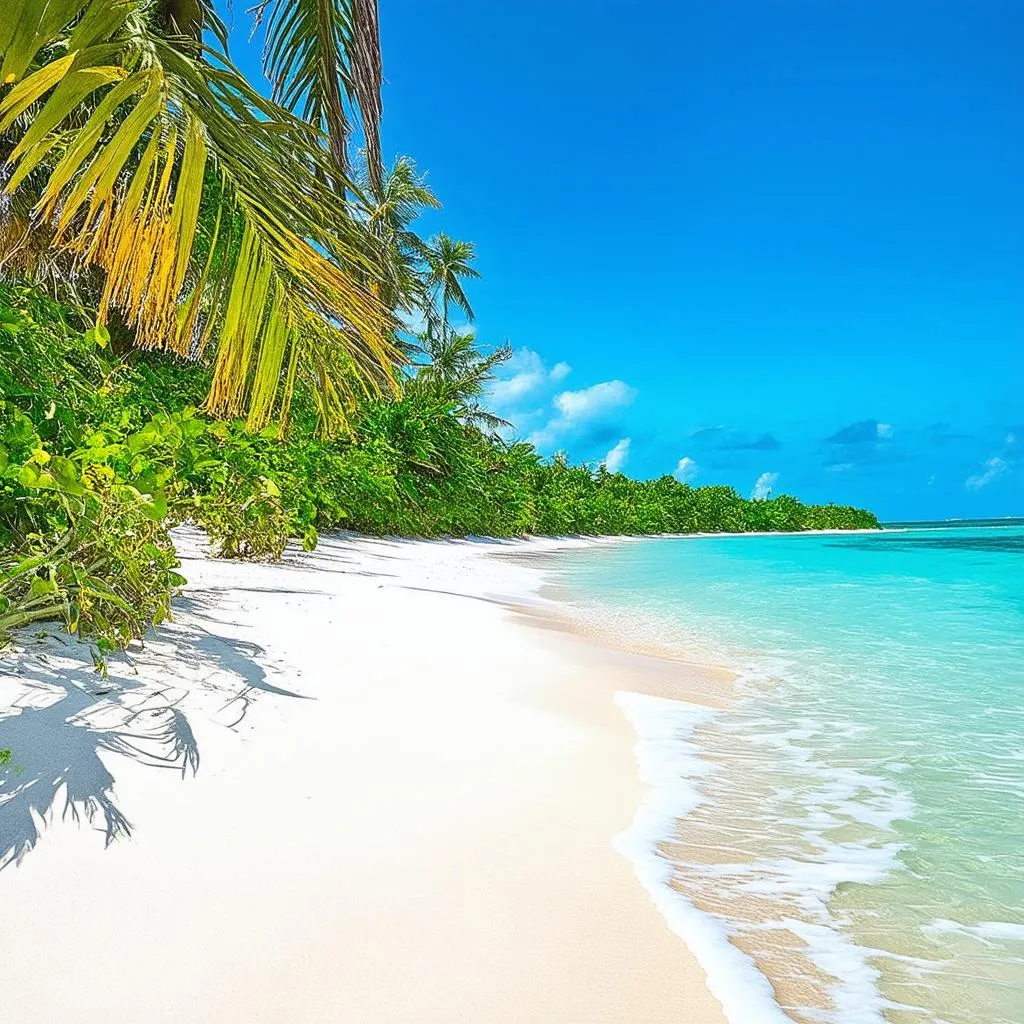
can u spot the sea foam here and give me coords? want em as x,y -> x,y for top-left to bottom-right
612,685 -> 916,1024
613,690 -> 792,1024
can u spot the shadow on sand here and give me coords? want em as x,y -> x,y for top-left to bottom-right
0,590 -> 306,872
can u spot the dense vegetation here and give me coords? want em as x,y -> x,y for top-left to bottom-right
0,0 -> 877,654
0,283 -> 876,649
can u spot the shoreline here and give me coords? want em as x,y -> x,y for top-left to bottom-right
0,530 -> 733,1023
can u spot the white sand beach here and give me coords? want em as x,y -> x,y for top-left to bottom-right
0,530 -> 729,1023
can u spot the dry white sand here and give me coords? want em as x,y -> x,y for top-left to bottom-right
0,530 -> 727,1023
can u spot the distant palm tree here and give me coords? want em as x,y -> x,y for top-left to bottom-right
361,156 -> 440,314
425,234 -> 480,333
413,328 -> 512,435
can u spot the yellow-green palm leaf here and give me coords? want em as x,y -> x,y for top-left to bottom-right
0,0 -> 401,432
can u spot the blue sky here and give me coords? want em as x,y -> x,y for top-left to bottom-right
232,2 -> 1022,521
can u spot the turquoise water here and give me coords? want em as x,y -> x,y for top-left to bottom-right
553,523 -> 1024,1024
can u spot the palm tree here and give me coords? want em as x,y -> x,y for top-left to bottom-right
425,234 -> 480,333
0,0 -> 398,435
360,155 -> 440,315
253,0 -> 384,198
412,328 -> 512,435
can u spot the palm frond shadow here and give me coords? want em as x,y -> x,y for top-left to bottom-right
0,597 -> 306,872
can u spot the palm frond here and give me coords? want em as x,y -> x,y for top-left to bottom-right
349,0 -> 382,196
0,0 -> 401,433
253,0 -> 383,195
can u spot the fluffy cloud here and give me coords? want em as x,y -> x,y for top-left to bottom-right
751,471 -> 779,500
966,456 -> 1008,491
673,457 -> 698,483
552,379 -> 636,420
550,361 -> 571,383
603,438 -> 631,473
488,348 -> 571,410
530,379 -> 637,450
876,422 -> 893,439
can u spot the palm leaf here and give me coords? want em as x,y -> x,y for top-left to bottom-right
254,0 -> 383,196
425,233 -> 480,328
0,0 -> 401,433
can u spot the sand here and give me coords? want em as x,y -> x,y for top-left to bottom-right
0,530 -> 727,1023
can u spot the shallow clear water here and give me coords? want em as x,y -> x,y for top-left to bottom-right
553,523 -> 1024,1024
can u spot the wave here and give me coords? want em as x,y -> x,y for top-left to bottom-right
612,685 -> 916,1024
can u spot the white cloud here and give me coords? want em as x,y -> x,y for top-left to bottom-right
673,457 -> 698,483
530,379 -> 637,450
877,422 -> 893,439
965,456 -> 1007,491
827,462 -> 855,473
552,379 -> 636,420
1006,432 -> 1017,447
489,372 -> 545,407
488,348 -> 573,411
603,438 -> 630,473
751,471 -> 779,500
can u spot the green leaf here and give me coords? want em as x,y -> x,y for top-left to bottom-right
28,575 -> 59,598
48,456 -> 87,495
83,323 -> 110,348
0,310 -> 21,335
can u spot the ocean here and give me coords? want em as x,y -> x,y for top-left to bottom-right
548,521 -> 1024,1024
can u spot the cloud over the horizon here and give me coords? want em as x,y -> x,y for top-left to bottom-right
965,456 -> 1008,490
825,419 -> 893,445
673,456 -> 698,483
751,471 -> 779,499
603,438 -> 630,472
530,379 -> 637,450
822,417 -> 904,471
724,433 -> 782,451
488,348 -> 571,410
688,426 -> 781,451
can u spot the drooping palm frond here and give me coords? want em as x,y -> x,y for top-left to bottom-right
0,0 -> 401,433
254,0 -> 383,196
349,0 -> 382,196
